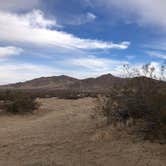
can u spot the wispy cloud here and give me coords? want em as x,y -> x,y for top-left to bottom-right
68,12 -> 96,25
0,59 -> 164,84
144,42 -> 166,52
0,0 -> 41,11
95,0 -> 166,29
0,55 -> 128,84
147,51 -> 166,60
0,10 -> 130,50
70,56 -> 128,74
71,56 -> 127,68
0,63 -> 61,84
0,46 -> 23,58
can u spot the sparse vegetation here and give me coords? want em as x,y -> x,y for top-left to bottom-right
0,90 -> 38,114
96,63 -> 166,142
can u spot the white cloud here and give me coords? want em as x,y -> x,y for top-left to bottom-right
70,56 -> 128,73
0,63 -> 61,84
70,56 -> 166,80
0,60 -> 120,84
67,12 -> 97,25
147,51 -> 166,60
24,10 -> 58,28
95,0 -> 166,29
0,56 -> 128,84
0,46 -> 23,58
0,10 -> 130,50
143,62 -> 163,79
87,12 -> 96,21
0,60 -> 165,84
0,0 -> 40,11
122,61 -> 165,79
81,12 -> 97,24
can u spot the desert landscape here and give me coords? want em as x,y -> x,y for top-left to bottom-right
0,1 -> 166,165
0,97 -> 165,166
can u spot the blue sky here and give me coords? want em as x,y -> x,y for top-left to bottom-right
0,0 -> 166,84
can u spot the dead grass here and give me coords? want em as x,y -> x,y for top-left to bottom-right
0,97 -> 165,166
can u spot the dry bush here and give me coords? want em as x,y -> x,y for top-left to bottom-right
96,63 -> 166,142
1,90 -> 38,114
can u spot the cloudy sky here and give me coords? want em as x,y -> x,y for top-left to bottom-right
0,0 -> 166,84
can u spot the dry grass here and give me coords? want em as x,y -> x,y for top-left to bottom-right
0,97 -> 165,166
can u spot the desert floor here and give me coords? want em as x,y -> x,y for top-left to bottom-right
0,97 -> 165,166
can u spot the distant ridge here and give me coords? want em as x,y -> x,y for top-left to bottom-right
0,73 -> 164,92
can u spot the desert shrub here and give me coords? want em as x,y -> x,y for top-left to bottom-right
97,82 -> 166,141
2,90 -> 38,114
96,63 -> 166,142
96,89 -> 131,126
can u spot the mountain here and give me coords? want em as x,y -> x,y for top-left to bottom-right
71,74 -> 125,92
0,73 -> 124,92
0,74 -> 165,93
0,75 -> 79,90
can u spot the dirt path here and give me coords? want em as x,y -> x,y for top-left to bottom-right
0,98 -> 165,166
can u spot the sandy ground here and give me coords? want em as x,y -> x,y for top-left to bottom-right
0,97 -> 165,166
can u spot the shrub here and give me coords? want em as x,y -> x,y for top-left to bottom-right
96,63 -> 166,142
2,90 -> 38,114
97,83 -> 166,141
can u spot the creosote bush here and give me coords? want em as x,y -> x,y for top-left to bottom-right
1,90 -> 38,114
97,63 -> 166,142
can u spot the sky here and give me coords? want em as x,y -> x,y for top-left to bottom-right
0,0 -> 166,84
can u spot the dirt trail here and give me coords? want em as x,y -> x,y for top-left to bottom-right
0,97 -> 165,166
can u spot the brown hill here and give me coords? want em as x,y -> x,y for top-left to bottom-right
71,74 -> 125,92
0,73 -> 125,92
1,75 -> 79,90
0,74 -> 165,93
